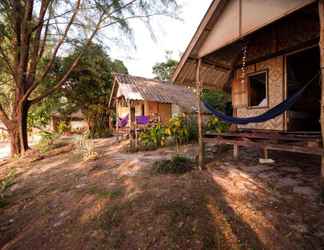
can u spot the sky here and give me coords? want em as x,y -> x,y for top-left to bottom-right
107,0 -> 212,78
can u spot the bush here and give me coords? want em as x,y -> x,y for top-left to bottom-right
153,155 -> 195,174
88,127 -> 112,139
39,130 -> 58,145
57,121 -> 71,134
139,123 -> 167,149
206,117 -> 229,133
184,115 -> 198,141
165,115 -> 189,149
0,170 -> 16,208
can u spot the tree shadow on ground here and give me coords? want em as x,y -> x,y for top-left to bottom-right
2,139 -> 322,249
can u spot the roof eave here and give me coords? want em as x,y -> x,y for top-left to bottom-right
172,0 -> 226,83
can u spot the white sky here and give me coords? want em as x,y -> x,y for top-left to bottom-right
107,0 -> 212,78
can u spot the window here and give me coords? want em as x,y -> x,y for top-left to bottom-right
248,71 -> 268,108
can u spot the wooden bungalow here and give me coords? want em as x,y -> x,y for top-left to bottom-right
172,0 -> 324,199
109,73 -> 206,128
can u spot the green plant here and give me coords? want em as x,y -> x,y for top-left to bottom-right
206,117 -> 229,133
39,131 -> 58,145
139,123 -> 167,149
0,170 -> 16,208
184,115 -> 198,142
153,155 -> 195,174
57,121 -> 71,134
166,115 -> 190,151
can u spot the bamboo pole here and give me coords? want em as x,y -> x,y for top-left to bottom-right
319,0 -> 324,203
196,59 -> 204,170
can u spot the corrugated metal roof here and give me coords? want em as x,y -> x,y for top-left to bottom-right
113,73 -> 204,113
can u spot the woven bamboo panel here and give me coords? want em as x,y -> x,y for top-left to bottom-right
235,56 -> 284,131
232,79 -> 248,108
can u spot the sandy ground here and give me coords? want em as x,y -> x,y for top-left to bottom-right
0,137 -> 323,249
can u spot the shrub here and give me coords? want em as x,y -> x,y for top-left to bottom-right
184,115 -> 198,141
88,127 -> 112,139
39,130 -> 58,145
165,115 -> 189,150
153,155 -> 195,174
0,170 -> 16,208
57,121 -> 71,134
206,117 -> 229,133
139,123 -> 167,149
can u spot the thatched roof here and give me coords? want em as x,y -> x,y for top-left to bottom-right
110,73 -> 204,113
172,0 -> 315,90
52,110 -> 85,120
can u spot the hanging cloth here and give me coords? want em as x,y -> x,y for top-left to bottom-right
203,72 -> 320,125
118,114 -> 129,128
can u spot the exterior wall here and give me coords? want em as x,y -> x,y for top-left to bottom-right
116,100 -> 129,119
235,56 -> 284,130
116,99 -> 172,125
158,103 -> 172,124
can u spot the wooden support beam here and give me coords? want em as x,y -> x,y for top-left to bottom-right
196,58 -> 204,170
263,148 -> 269,159
233,144 -> 239,159
319,0 -> 324,203
204,137 -> 324,156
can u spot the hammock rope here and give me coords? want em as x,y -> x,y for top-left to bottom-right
203,72 -> 320,125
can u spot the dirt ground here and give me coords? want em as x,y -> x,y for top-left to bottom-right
0,137 -> 323,250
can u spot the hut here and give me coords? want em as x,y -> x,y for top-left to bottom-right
51,110 -> 88,132
172,0 -> 324,199
109,73 -> 205,128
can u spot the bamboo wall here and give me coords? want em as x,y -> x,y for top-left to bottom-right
235,56 -> 285,130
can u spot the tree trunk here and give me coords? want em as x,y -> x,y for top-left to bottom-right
8,126 -> 20,157
318,0 -> 324,203
17,100 -> 31,155
196,58 -> 204,170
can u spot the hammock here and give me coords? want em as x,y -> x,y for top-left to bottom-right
118,115 -> 129,128
203,72 -> 319,125
136,115 -> 149,125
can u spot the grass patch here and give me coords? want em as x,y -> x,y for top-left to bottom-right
153,155 -> 195,175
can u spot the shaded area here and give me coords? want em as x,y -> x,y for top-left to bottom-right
0,138 -> 323,249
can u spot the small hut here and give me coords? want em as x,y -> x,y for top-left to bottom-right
51,110 -> 88,132
109,73 -> 205,128
172,0 -> 324,198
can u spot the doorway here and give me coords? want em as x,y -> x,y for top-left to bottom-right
286,46 -> 321,132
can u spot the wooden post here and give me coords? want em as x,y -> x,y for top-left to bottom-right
196,59 -> 204,170
135,123 -> 138,149
319,0 -> 324,203
116,100 -> 120,142
233,144 -> 239,160
263,148 -> 268,159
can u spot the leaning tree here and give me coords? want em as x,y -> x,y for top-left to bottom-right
0,0 -> 178,156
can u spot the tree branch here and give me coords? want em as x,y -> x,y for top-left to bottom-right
30,13 -> 105,105
37,0 -> 81,84
27,0 -> 51,87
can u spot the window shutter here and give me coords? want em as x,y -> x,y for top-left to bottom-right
232,79 -> 248,108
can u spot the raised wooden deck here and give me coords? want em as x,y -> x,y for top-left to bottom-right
204,131 -> 324,157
